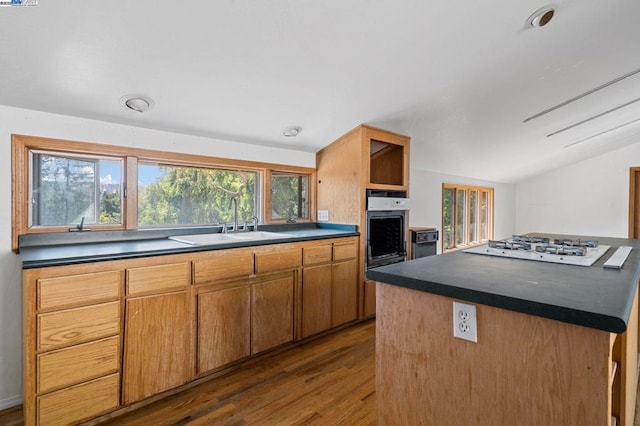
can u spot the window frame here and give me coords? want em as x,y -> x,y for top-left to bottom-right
442,183 -> 494,252
265,170 -> 313,223
29,149 -> 125,229
12,134 -> 315,251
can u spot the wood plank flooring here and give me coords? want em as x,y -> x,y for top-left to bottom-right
0,320 -> 375,426
4,319 -> 640,425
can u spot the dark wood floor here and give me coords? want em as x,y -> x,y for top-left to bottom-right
0,320 -> 376,426
3,319 -> 640,425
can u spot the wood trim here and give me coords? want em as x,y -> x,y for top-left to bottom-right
264,170 -> 316,224
442,183 -> 495,253
125,156 -> 138,230
12,135 -> 29,253
11,134 -> 315,252
12,134 -> 315,174
628,167 -> 640,239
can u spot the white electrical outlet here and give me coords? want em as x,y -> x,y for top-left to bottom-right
317,210 -> 329,222
453,301 -> 478,343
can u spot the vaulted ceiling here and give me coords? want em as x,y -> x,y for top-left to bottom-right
1,0 -> 639,183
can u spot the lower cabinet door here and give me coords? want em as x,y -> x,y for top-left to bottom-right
331,259 -> 358,327
302,264 -> 332,338
197,285 -> 251,374
122,291 -> 191,404
251,274 -> 295,354
38,374 -> 119,425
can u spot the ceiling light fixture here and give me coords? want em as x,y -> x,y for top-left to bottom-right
283,126 -> 302,137
120,94 -> 154,113
527,6 -> 555,28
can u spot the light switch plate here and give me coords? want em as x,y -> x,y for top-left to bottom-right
318,210 -> 329,222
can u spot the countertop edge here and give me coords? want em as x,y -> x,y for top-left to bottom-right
21,230 -> 360,269
366,268 -> 629,333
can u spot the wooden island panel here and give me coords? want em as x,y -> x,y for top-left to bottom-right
376,283 -> 613,426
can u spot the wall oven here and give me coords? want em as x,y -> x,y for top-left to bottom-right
366,190 -> 409,269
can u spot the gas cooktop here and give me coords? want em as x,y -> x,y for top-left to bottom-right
463,235 -> 611,267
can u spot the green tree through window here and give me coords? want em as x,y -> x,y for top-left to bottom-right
138,164 -> 257,226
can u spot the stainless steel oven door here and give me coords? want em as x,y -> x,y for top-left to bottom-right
366,210 -> 407,269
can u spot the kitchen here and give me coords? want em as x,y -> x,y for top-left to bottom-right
1,1 -> 640,425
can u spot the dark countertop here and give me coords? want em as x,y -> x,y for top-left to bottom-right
20,223 -> 358,269
366,234 -> 640,333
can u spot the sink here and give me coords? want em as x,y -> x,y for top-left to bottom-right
168,233 -> 238,245
169,231 -> 293,246
226,231 -> 293,240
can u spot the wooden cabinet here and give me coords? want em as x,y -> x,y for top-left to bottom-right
331,259 -> 358,327
23,267 -> 123,426
122,291 -> 192,404
301,238 -> 359,337
122,263 -> 192,404
302,264 -> 333,338
196,283 -> 251,374
23,236 -> 358,425
252,272 -> 295,354
196,246 -> 300,373
317,124 -> 410,318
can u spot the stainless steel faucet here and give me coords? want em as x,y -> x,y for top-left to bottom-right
251,215 -> 259,231
229,197 -> 239,232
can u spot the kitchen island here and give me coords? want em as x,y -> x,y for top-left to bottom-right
366,234 -> 640,426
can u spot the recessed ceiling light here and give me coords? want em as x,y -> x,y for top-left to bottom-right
119,94 -> 154,113
527,6 -> 555,28
283,126 -> 302,137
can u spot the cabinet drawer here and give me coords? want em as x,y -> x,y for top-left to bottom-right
38,302 -> 120,351
37,373 -> 119,425
255,249 -> 302,274
303,245 -> 332,266
127,262 -> 191,295
37,271 -> 121,311
194,250 -> 254,284
37,336 -> 119,394
333,243 -> 358,261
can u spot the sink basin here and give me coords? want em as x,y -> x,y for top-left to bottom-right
168,233 -> 238,245
169,231 -> 294,246
226,231 -> 293,240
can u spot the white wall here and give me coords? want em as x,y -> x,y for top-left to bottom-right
515,140 -> 640,238
409,167 -> 516,252
0,105 -> 315,410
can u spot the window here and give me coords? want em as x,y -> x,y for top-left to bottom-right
443,184 -> 493,251
269,172 -> 309,221
138,163 -> 258,226
30,151 -> 123,227
12,135 -> 315,251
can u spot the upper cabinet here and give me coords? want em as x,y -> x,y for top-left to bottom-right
316,124 -> 410,225
364,127 -> 410,189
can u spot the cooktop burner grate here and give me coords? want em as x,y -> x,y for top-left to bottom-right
534,244 -> 586,256
463,235 -> 610,267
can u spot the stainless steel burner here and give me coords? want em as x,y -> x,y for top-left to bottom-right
553,238 -> 599,248
534,244 -> 586,256
512,235 -> 550,244
488,240 -> 532,251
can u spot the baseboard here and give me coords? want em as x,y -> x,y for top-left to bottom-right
0,395 -> 22,411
